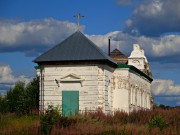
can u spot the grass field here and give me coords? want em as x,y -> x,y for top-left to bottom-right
0,108 -> 179,135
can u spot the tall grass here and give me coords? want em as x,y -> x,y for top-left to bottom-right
0,108 -> 179,135
0,113 -> 39,135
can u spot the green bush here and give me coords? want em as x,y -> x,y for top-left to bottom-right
148,115 -> 169,131
40,105 -> 61,135
7,81 -> 26,115
0,96 -> 8,113
26,77 -> 39,112
4,77 -> 39,115
56,116 -> 77,128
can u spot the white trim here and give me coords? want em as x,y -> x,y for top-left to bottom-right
55,73 -> 84,87
61,73 -> 82,80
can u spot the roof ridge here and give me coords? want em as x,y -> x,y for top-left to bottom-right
34,31 -> 117,66
33,32 -> 77,62
111,48 -> 127,56
78,32 -> 117,63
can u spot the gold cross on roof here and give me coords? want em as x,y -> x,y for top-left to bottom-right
73,13 -> 84,31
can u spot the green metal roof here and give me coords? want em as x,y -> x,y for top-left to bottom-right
117,64 -> 131,68
117,64 -> 153,82
34,66 -> 41,70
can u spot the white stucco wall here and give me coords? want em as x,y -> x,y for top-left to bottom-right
38,63 -> 152,114
128,58 -> 145,70
39,64 -> 114,113
103,65 -> 114,114
129,70 -> 151,111
128,44 -> 148,71
113,68 -> 130,112
112,67 -> 152,113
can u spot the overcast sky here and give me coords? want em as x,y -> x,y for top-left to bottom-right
0,0 -> 180,106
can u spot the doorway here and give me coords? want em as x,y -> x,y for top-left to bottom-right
62,91 -> 79,116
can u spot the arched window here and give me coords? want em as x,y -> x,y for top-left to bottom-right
130,85 -> 133,105
133,86 -> 136,105
140,89 -> 142,107
144,91 -> 147,108
142,91 -> 144,107
137,89 -> 140,107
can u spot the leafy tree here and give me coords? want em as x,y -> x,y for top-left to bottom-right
7,81 -> 26,114
159,104 -> 170,109
26,77 -> 39,113
148,115 -> 169,131
5,77 -> 39,115
40,105 -> 61,135
154,103 -> 171,109
0,96 -> 8,113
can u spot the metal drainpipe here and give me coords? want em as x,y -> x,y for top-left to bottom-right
40,67 -> 44,112
42,69 -> 44,112
108,39 -> 111,56
40,68 -> 42,112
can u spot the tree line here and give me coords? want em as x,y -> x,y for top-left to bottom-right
0,76 -> 174,116
0,77 -> 39,115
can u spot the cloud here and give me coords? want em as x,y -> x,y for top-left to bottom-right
0,18 -> 78,56
87,31 -> 129,53
0,64 -> 16,84
132,34 -> 180,62
0,64 -> 32,90
124,0 -> 180,37
1,18 -> 180,63
88,31 -> 180,63
152,79 -> 180,96
152,79 -> 180,106
177,101 -> 180,105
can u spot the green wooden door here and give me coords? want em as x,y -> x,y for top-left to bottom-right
62,91 -> 79,117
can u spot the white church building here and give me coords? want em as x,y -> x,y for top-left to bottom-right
34,31 -> 153,116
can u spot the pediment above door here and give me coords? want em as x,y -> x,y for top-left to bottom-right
60,73 -> 83,81
55,73 -> 84,87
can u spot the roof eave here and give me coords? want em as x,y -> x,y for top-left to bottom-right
117,64 -> 153,82
130,66 -> 153,82
34,59 -> 117,67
